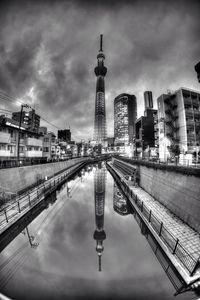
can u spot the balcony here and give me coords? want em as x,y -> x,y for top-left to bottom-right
26,150 -> 43,157
26,138 -> 42,147
184,98 -> 192,105
0,132 -> 10,144
187,133 -> 195,141
194,110 -> 200,116
186,119 -> 194,125
185,109 -> 193,116
192,99 -> 199,107
0,149 -> 10,157
186,123 -> 194,130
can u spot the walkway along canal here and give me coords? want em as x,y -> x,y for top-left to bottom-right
0,161 -> 198,300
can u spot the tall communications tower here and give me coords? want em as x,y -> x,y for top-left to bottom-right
94,34 -> 107,145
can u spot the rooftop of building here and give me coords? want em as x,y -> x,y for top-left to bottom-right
114,93 -> 136,103
158,87 -> 200,98
0,115 -> 42,136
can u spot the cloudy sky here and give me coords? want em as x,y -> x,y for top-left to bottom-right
0,0 -> 199,141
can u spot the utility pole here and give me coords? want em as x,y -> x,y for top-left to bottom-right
17,104 -> 31,165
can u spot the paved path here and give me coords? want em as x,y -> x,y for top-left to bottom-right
109,161 -> 200,276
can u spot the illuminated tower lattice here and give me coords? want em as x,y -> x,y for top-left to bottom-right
94,34 -> 107,145
93,162 -> 106,271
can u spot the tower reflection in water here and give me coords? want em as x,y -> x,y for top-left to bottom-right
93,162 -> 106,272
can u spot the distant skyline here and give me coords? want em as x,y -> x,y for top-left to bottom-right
0,0 -> 199,141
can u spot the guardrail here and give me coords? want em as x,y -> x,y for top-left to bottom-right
114,155 -> 200,177
0,162 -> 85,232
132,193 -> 197,275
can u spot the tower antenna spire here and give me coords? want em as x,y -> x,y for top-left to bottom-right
100,34 -> 103,52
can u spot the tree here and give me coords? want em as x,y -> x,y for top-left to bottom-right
167,144 -> 180,158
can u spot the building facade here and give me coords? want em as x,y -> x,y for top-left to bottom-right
114,93 -> 137,153
41,129 -> 56,161
157,88 -> 200,162
135,108 -> 158,157
0,115 -> 43,160
12,109 -> 40,133
94,35 -> 107,146
144,91 -> 153,111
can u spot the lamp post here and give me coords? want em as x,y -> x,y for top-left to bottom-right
17,104 -> 31,165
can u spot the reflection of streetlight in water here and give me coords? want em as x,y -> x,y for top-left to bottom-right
93,162 -> 106,271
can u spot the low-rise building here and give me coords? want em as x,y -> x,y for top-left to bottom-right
157,87 -> 200,163
39,127 -> 56,161
0,115 -> 43,160
12,109 -> 40,133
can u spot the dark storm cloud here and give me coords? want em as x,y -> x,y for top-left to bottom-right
0,0 -> 200,139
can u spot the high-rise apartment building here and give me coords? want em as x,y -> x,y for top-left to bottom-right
94,35 -> 107,146
157,88 -> 200,161
114,93 -> 137,151
144,91 -> 153,111
135,91 -> 158,157
12,109 -> 40,133
135,108 -> 158,157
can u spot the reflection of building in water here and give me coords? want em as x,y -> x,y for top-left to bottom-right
113,183 -> 131,216
93,162 -> 106,271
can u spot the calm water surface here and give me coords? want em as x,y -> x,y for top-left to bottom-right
0,163 -> 195,300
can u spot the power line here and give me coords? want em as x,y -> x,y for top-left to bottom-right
0,91 -> 61,130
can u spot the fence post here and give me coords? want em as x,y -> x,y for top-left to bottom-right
4,209 -> 8,223
159,222 -> 163,236
149,210 -> 152,222
18,201 -> 21,213
173,239 -> 179,254
190,258 -> 200,276
141,201 -> 143,212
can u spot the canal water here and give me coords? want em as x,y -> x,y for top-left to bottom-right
0,162 -> 195,300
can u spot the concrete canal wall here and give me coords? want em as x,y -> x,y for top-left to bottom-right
0,157 -> 90,194
113,157 -> 200,232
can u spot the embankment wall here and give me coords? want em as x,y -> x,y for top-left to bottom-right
113,158 -> 200,232
0,158 -> 89,194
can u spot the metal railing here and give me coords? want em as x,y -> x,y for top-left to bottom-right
0,162 -> 85,232
108,162 -> 199,276
115,155 -> 200,170
0,156 -> 90,169
128,189 -> 198,275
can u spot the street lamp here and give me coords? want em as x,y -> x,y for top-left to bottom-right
17,104 -> 31,164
